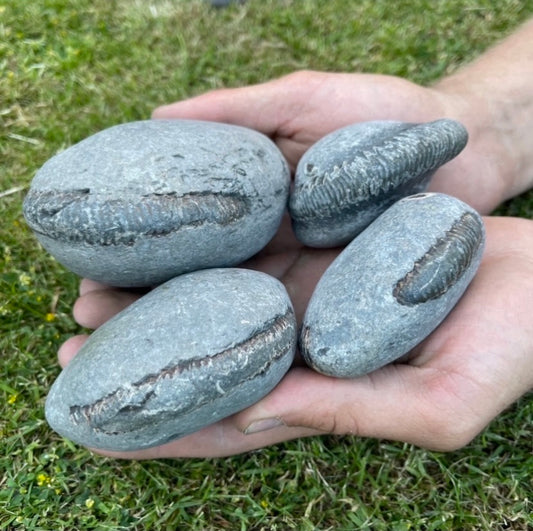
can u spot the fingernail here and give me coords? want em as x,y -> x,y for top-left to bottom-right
244,417 -> 285,435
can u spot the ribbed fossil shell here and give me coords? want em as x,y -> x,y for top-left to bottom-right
45,268 -> 297,451
300,193 -> 485,378
289,119 -> 468,248
393,211 -> 484,306
23,189 -> 251,246
23,120 -> 290,287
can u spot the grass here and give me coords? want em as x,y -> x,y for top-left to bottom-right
1,0 -> 533,529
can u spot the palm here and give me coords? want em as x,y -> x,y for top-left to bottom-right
240,213 -> 341,323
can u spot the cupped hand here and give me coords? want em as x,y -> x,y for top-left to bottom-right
57,71 -> 533,458
59,216 -> 533,458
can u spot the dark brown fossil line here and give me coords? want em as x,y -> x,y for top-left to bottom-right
298,325 -> 314,366
23,188 -> 251,246
68,308 -> 295,436
291,120 -> 467,220
393,212 -> 484,306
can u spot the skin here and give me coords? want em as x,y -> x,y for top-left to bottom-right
58,19 -> 533,458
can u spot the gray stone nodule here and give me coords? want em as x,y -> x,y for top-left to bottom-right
289,119 -> 468,248
23,120 -> 290,287
45,268 -> 297,451
300,193 -> 485,378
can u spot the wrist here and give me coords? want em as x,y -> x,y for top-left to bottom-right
430,19 -> 533,209
429,79 -> 522,212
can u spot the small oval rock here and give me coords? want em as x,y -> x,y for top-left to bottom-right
300,193 -> 485,378
289,119 -> 468,248
23,120 -> 290,287
45,268 -> 297,451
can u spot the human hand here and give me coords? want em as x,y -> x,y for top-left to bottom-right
152,70 -> 528,214
57,70 -> 533,457
59,216 -> 533,458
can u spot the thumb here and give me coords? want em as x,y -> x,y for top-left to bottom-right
151,73 -> 307,137
233,365 -> 487,452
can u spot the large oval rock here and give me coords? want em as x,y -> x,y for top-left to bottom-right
300,193 -> 485,378
23,120 -> 290,287
45,268 -> 297,451
289,119 -> 468,248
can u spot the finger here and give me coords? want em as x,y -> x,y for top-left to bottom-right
73,289 -> 142,329
89,409 -> 321,459
229,364 -> 489,453
152,78 -> 311,169
79,278 -> 111,296
58,334 -> 89,368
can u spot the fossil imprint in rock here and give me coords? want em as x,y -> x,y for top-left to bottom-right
45,268 -> 297,451
289,119 -> 468,248
300,193 -> 485,378
23,120 -> 290,287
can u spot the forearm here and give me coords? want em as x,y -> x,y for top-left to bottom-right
434,18 -> 533,202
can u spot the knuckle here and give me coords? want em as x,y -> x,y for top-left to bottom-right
283,69 -> 320,85
311,406 -> 361,437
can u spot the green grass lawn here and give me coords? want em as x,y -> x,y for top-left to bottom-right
1,1 -> 532,529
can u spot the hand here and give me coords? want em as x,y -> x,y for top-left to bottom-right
58,70 -> 533,458
151,70 -> 527,214
59,216 -> 533,458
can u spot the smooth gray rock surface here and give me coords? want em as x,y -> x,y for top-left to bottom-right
23,120 -> 290,287
45,268 -> 297,451
289,119 -> 468,248
300,193 -> 485,378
